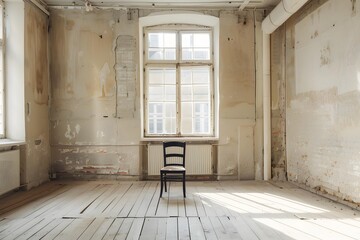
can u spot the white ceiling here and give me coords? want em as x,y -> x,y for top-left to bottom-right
42,0 -> 281,10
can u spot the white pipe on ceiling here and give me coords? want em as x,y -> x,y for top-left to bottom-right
261,0 -> 309,181
262,0 -> 309,34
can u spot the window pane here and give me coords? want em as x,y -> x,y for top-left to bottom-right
165,103 -> 176,134
147,67 -> 176,135
148,32 -> 176,60
193,86 -> 209,101
148,49 -> 163,60
181,86 -> 192,101
181,101 -> 193,134
181,32 -> 211,61
193,68 -> 210,84
149,69 -> 164,84
194,33 -> 210,48
149,33 -> 162,48
194,49 -> 210,60
181,118 -> 192,134
164,70 -> 176,84
180,66 -> 211,135
148,103 -> 163,134
181,49 -> 192,61
148,86 -> 164,101
165,118 -> 176,133
194,103 -> 210,133
181,102 -> 192,118
165,103 -> 176,118
164,49 -> 176,60
165,85 -> 176,101
182,34 -> 192,48
164,33 -> 176,48
181,69 -> 192,84
148,68 -> 176,85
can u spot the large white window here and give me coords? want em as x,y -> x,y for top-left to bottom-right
144,25 -> 213,137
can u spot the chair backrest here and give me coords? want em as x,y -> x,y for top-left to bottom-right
163,141 -> 186,167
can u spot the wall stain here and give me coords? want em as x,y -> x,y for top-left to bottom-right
36,69 -> 44,94
311,30 -> 319,39
352,0 -> 357,16
66,20 -> 75,30
320,44 -> 331,66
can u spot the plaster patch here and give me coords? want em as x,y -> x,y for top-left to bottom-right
99,62 -> 111,97
320,45 -> 331,66
65,124 -> 80,140
75,124 -> 81,134
65,125 -> 74,140
97,131 -> 105,138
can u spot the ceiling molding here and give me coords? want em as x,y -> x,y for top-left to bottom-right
43,0 -> 280,10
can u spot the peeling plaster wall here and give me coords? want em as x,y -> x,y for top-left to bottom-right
271,26 -> 287,181
285,0 -> 360,203
24,2 -> 51,188
218,11 -> 256,180
49,9 -> 141,178
49,9 -> 257,180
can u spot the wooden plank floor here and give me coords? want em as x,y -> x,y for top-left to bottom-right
0,180 -> 360,239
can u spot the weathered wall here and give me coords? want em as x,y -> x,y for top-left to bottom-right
49,9 -> 141,178
254,11 -> 264,180
271,25 -> 287,180
218,11 -> 256,180
285,0 -> 360,203
24,2 -> 51,188
49,9 -> 257,180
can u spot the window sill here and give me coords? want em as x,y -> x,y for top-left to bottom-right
0,139 -> 26,148
141,136 -> 219,143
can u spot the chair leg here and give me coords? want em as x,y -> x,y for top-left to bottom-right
164,174 -> 167,192
160,172 -> 163,198
183,173 -> 186,198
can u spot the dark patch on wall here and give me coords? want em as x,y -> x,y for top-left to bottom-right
352,0 -> 357,16
36,69 -> 44,95
320,44 -> 331,66
271,26 -> 287,181
26,7 -> 49,105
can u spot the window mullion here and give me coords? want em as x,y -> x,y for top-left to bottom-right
176,31 -> 181,135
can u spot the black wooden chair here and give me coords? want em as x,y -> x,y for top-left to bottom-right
160,141 -> 186,198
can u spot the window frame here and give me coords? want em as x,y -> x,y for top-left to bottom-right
144,24 -> 214,138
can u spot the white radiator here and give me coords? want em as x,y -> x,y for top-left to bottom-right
0,150 -> 20,195
148,144 -> 212,175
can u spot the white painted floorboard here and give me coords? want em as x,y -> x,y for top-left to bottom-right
0,180 -> 359,239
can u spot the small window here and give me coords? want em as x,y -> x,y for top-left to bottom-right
144,25 -> 213,137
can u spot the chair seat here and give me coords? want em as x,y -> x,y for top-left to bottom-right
161,166 -> 186,172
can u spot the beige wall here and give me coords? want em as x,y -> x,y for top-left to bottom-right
49,9 -> 258,180
50,10 -> 141,178
24,2 -> 51,188
218,11 -> 256,180
282,0 -> 360,203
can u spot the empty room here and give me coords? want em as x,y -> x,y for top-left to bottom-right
0,0 -> 360,239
